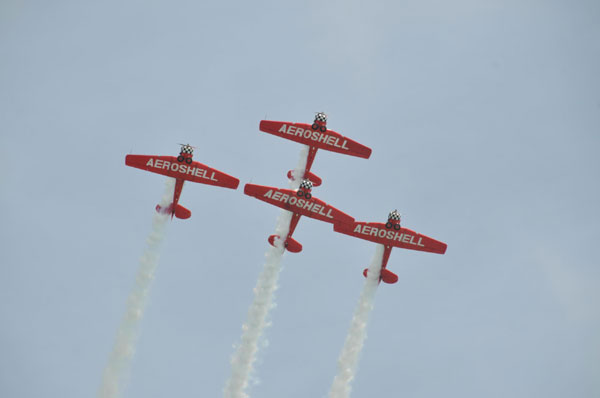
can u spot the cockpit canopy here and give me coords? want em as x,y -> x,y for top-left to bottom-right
315,112 -> 327,123
299,179 -> 313,190
180,144 -> 194,155
388,209 -> 401,221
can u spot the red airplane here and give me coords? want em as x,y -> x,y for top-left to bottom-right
125,144 -> 240,219
259,113 -> 371,187
333,210 -> 447,284
244,179 -> 354,253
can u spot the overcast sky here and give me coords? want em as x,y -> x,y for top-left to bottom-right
1,1 -> 599,397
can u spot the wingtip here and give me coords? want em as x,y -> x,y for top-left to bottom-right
360,146 -> 373,159
440,243 -> 448,255
243,183 -> 258,196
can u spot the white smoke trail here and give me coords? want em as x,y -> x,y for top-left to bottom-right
329,244 -> 385,398
224,145 -> 309,398
97,178 -> 175,398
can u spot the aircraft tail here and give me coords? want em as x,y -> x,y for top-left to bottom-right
287,170 -> 322,187
268,234 -> 302,253
363,267 -> 398,284
155,203 -> 192,219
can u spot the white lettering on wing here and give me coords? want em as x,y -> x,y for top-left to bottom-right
303,200 -> 313,211
277,123 -> 351,152
145,157 -> 219,182
353,225 -> 426,246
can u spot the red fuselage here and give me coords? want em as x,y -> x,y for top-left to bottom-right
167,151 -> 193,217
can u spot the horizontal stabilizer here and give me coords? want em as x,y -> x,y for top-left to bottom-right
287,170 -> 322,187
155,203 -> 191,219
174,204 -> 191,219
268,235 -> 302,253
380,268 -> 399,284
155,204 -> 172,215
284,237 -> 302,253
363,268 -> 399,284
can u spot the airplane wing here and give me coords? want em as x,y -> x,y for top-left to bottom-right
125,155 -> 239,189
334,221 -> 447,254
259,120 -> 372,159
244,183 -> 354,225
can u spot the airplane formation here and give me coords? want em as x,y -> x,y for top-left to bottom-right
125,112 -> 447,283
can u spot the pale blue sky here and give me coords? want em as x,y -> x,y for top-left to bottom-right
1,1 -> 599,397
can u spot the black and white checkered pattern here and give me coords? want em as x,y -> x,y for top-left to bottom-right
315,112 -> 327,122
181,145 -> 194,155
388,210 -> 401,221
300,179 -> 313,190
